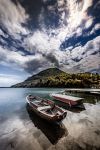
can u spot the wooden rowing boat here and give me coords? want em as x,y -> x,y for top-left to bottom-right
26,95 -> 67,123
50,93 -> 84,108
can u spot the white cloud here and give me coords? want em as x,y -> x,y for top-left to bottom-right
90,23 -> 100,35
0,45 -> 56,74
24,30 -> 63,54
85,17 -> 93,29
63,36 -> 100,72
37,0 -> 94,45
23,0 -> 95,61
0,74 -> 23,87
63,0 -> 93,30
94,24 -> 100,31
0,0 -> 29,37
23,27 -> 100,73
0,45 -> 40,69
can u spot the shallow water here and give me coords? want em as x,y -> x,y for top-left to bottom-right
0,88 -> 100,150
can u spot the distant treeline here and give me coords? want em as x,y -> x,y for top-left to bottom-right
30,73 -> 100,88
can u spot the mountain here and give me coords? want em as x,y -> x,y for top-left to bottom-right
12,68 -> 65,87
12,68 -> 100,88
25,67 -> 65,81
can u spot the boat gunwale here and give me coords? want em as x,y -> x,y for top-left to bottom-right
26,95 -> 67,122
51,94 -> 83,101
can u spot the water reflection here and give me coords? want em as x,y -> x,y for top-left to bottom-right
26,104 -> 68,144
50,100 -> 85,113
0,88 -> 100,150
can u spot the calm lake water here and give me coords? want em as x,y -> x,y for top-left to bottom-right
0,88 -> 100,150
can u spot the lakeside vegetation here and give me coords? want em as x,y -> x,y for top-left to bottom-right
12,68 -> 100,88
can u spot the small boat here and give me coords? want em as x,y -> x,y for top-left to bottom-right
50,93 -> 84,108
26,95 -> 67,123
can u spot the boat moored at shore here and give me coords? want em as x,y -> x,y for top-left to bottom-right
26,95 -> 67,123
50,93 -> 84,108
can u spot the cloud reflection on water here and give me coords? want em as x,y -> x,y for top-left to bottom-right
49,103 -> 100,150
0,88 -> 100,150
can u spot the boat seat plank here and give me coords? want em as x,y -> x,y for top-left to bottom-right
32,100 -> 40,103
38,105 -> 51,111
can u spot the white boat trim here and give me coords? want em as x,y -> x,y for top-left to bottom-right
51,94 -> 83,101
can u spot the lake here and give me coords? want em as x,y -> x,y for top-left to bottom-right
0,88 -> 100,150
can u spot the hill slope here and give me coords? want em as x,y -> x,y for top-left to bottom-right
25,68 -> 64,81
12,68 -> 100,88
12,68 -> 65,87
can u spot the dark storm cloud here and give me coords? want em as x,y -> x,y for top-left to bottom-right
24,57 -> 48,74
25,59 -> 43,74
1,0 -> 100,35
42,52 -> 60,67
87,0 -> 100,24
11,0 -> 59,29
24,52 -> 60,74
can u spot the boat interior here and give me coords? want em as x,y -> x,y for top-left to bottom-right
30,97 -> 62,116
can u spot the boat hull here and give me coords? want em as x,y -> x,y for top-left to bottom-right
52,95 -> 78,106
51,95 -> 85,109
26,96 -> 67,123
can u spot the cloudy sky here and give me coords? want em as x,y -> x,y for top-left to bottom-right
0,0 -> 100,86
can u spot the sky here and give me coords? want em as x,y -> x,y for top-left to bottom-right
0,0 -> 100,87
